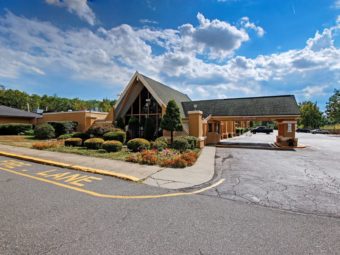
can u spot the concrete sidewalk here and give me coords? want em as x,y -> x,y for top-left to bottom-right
0,144 -> 215,189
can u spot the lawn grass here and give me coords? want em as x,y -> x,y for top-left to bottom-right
0,135 -> 51,148
47,146 -> 131,161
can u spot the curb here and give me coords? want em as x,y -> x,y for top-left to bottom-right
0,151 -> 140,182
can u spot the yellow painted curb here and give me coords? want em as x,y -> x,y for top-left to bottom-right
0,151 -> 140,182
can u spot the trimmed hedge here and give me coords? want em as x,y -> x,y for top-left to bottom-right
0,123 -> 32,135
48,121 -> 77,137
181,136 -> 198,149
173,137 -> 189,152
102,140 -> 123,152
103,130 -> 126,143
72,132 -> 90,141
127,138 -> 150,152
84,138 -> 104,149
86,126 -> 120,137
64,138 -> 82,147
34,123 -> 55,139
57,133 -> 74,140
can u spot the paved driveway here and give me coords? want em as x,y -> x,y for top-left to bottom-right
213,131 -> 340,217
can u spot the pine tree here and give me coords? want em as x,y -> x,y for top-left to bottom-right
160,100 -> 183,144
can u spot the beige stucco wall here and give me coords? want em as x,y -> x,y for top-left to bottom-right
38,111 -> 108,132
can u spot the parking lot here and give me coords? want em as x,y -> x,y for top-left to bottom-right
212,131 -> 340,217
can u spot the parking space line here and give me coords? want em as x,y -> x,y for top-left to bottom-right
0,166 -> 224,199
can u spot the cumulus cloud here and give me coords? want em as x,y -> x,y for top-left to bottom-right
45,0 -> 95,25
240,17 -> 265,37
0,11 -> 339,103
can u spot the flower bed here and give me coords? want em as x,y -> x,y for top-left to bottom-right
126,148 -> 199,168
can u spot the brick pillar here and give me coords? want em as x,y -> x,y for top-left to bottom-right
276,120 -> 298,146
188,111 -> 204,148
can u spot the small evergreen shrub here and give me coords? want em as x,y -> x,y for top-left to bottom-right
72,132 -> 90,141
84,138 -> 104,149
116,117 -> 125,130
0,123 -> 32,135
86,126 -> 118,137
64,138 -> 82,147
144,118 -> 156,140
180,136 -> 198,149
127,138 -> 150,152
23,129 -> 34,136
57,133 -> 74,140
103,130 -> 126,143
34,123 -> 55,139
172,137 -> 189,152
155,136 -> 168,144
102,140 -> 123,152
152,140 -> 168,151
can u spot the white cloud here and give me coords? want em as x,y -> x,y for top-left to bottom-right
240,17 -> 265,37
301,85 -> 328,99
139,19 -> 158,25
45,0 -> 95,25
334,0 -> 340,9
0,11 -> 339,103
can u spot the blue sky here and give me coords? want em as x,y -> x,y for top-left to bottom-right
0,0 -> 339,110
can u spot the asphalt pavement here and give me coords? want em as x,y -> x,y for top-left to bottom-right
0,155 -> 339,254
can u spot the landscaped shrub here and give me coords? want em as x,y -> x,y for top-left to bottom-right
86,126 -> 118,137
126,150 -> 158,165
116,117 -> 125,130
48,121 -> 77,137
64,138 -> 82,147
155,136 -> 168,145
23,129 -> 34,136
180,136 -> 198,149
32,141 -> 59,150
144,118 -> 156,140
181,151 -> 198,166
128,116 -> 139,138
72,132 -> 90,141
57,133 -> 74,140
84,138 -> 104,149
127,138 -> 150,152
34,123 -> 55,139
159,155 -> 187,168
172,137 -> 189,152
152,140 -> 168,151
102,140 -> 123,152
0,123 -> 32,135
103,130 -> 126,143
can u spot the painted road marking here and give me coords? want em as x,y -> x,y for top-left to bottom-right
0,165 -> 225,199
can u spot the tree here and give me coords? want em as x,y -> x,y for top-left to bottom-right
299,101 -> 322,129
326,89 -> 340,124
160,100 -> 183,144
116,117 -> 125,130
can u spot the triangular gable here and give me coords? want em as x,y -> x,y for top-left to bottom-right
114,72 -> 166,118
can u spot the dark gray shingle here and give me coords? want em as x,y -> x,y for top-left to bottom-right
181,95 -> 300,118
0,105 -> 41,118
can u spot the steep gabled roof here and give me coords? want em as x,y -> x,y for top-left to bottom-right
0,105 -> 41,118
139,74 -> 191,117
182,95 -> 300,118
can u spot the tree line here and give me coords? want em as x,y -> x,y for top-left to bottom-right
0,88 -> 116,113
299,89 -> 340,129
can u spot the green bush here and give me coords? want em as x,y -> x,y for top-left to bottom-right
173,137 -> 189,152
116,117 -> 125,130
152,140 -> 167,151
23,129 -> 34,136
103,130 -> 126,143
0,123 -> 32,135
72,132 -> 90,141
48,121 -> 77,137
34,123 -> 55,139
57,133 -> 74,140
84,138 -> 104,149
155,136 -> 168,145
64,138 -> 82,147
144,118 -> 156,140
86,126 -> 118,137
127,138 -> 150,152
180,136 -> 198,149
102,140 -> 123,152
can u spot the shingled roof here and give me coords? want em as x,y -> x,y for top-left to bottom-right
181,95 -> 300,118
140,74 -> 191,117
0,105 -> 41,118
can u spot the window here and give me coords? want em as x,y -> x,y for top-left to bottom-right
208,123 -> 213,132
